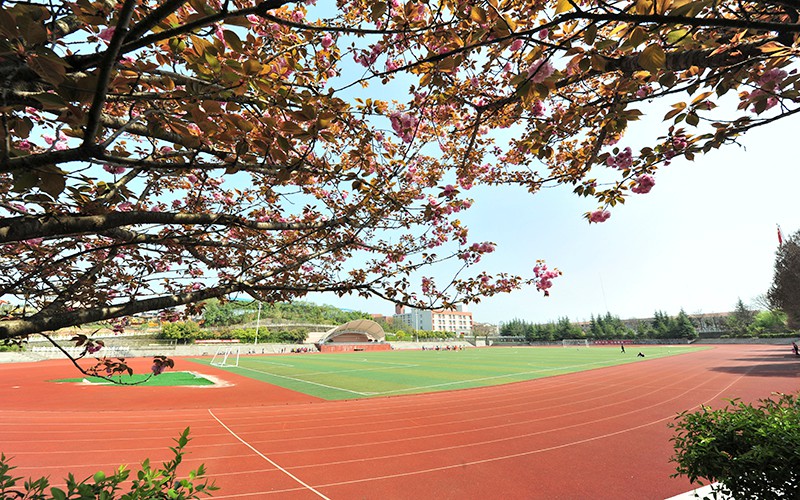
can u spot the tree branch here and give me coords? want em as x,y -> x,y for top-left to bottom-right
0,212 -> 340,244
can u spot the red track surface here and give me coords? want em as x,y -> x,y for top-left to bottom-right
1,345 -> 798,499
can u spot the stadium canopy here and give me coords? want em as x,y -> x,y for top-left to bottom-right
318,319 -> 386,344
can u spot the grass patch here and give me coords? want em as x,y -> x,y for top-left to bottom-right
189,345 -> 706,400
54,371 -> 215,386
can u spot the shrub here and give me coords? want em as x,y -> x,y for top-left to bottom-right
670,393 -> 800,499
158,321 -> 202,343
0,427 -> 216,499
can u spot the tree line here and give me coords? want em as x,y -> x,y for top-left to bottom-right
500,304 -> 794,342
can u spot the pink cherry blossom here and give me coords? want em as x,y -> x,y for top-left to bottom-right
631,174 -> 655,194
605,147 -> 633,169
527,58 -> 554,83
103,164 -> 126,174
589,209 -> 611,223
510,39 -> 524,52
98,27 -> 115,42
215,24 -> 226,48
321,34 -> 333,49
389,112 -> 419,143
532,100 -> 545,117
759,68 -> 787,89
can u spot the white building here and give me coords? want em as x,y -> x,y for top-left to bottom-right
392,305 -> 473,336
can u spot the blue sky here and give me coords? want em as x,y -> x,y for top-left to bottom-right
312,111 -> 799,324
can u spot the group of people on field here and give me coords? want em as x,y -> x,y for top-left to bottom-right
620,344 -> 646,357
422,345 -> 464,351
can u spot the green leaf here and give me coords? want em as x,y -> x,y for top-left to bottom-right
280,122 -> 306,136
12,170 -> 38,192
666,29 -> 688,44
556,0 -> 573,14
469,6 -> 487,23
370,2 -> 387,22
583,24 -> 597,45
222,30 -> 243,53
555,0 -> 574,13
638,44 -> 666,73
628,27 -> 648,48
0,9 -> 19,39
27,51 -> 67,86
39,168 -> 66,199
50,488 -> 67,500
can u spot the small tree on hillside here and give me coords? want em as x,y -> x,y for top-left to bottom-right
555,317 -> 584,340
202,300 -> 237,326
674,309 -> 698,339
651,311 -> 675,338
768,229 -> 800,330
726,298 -> 756,336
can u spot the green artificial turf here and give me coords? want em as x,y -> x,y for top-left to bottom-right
189,345 -> 706,400
54,371 -> 216,386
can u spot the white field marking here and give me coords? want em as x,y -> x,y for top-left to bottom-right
294,364 -> 419,378
208,409 -> 330,500
370,358 -> 625,395
246,360 -> 296,367
240,359 -> 419,376
219,367 -> 754,495
232,365 -> 369,396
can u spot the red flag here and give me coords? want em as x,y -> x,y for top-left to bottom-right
777,224 -> 784,246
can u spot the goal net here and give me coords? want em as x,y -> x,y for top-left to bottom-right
562,339 -> 590,348
210,346 -> 240,367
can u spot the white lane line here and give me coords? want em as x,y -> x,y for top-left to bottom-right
208,409 -> 330,500
223,368 -> 755,495
370,359 -> 627,395
232,365 -> 368,396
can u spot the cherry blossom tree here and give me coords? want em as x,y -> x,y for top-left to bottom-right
1,0 -> 797,371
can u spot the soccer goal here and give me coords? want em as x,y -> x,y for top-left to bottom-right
562,339 -> 590,348
210,346 -> 240,367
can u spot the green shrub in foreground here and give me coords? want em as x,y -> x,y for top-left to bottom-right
0,428 -> 216,499
670,392 -> 800,499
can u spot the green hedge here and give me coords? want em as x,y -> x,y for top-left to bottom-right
671,393 -> 800,499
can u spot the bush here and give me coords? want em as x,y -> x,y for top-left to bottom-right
0,427 -> 216,499
670,393 -> 800,499
158,321 -> 202,343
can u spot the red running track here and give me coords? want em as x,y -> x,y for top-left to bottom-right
1,345 -> 798,499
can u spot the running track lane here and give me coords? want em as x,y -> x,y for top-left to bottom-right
1,345 -> 798,499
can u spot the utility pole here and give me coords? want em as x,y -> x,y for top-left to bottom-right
255,301 -> 261,345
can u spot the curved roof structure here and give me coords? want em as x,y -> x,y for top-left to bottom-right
318,319 -> 386,344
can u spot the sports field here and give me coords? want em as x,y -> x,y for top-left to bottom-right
189,345 -> 705,399
54,371 -> 216,386
3,344 -> 798,499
